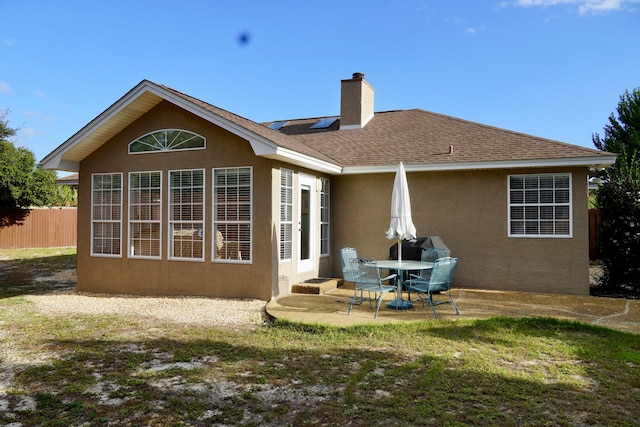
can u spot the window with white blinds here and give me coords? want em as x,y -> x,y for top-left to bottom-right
129,171 -> 162,259
91,173 -> 122,257
508,174 -> 572,238
280,169 -> 293,261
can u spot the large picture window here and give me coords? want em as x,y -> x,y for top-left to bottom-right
129,171 -> 162,259
91,173 -> 122,256
213,167 -> 252,263
279,169 -> 293,261
320,178 -> 330,256
508,174 -> 572,237
169,169 -> 204,261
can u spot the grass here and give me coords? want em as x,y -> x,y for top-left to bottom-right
1,248 -> 639,426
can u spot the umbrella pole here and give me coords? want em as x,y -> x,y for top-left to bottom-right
398,237 -> 403,299
390,237 -> 412,310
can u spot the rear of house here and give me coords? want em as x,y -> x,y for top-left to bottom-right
42,73 -> 615,299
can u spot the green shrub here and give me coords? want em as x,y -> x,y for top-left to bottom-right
597,151 -> 640,295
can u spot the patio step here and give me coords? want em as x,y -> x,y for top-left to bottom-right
292,278 -> 344,295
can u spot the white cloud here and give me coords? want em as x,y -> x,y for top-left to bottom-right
0,81 -> 12,95
21,128 -> 37,139
23,109 -> 56,123
512,0 -> 640,14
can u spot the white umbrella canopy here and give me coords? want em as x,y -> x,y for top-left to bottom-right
386,162 -> 417,262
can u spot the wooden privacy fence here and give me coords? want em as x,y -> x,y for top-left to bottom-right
0,207 -> 77,249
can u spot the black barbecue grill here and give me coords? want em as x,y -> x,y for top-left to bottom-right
389,236 -> 450,280
389,236 -> 450,261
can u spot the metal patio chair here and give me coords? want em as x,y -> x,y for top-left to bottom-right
340,247 -> 360,284
405,247 -> 447,302
338,247 -> 370,305
405,257 -> 460,318
348,258 -> 397,319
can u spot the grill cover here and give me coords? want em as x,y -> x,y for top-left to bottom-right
389,236 -> 450,261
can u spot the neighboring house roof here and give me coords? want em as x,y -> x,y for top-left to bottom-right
41,79 -> 616,175
55,173 -> 79,186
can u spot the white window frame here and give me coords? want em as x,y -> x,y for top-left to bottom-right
91,173 -> 123,257
212,167 -> 252,264
128,171 -> 162,259
129,129 -> 205,154
279,169 -> 293,262
508,173 -> 572,238
168,169 -> 205,261
320,177 -> 330,257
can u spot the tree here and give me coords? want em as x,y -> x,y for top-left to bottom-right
593,88 -> 640,296
0,110 -> 60,212
55,185 -> 78,207
593,88 -> 640,167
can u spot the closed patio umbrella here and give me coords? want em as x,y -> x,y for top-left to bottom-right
386,162 -> 417,260
386,162 -> 417,309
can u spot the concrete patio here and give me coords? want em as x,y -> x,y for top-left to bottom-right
266,285 -> 640,334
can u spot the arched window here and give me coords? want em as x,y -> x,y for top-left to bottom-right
129,129 -> 205,153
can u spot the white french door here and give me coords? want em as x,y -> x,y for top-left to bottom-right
297,174 -> 316,273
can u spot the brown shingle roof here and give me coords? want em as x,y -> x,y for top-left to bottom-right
270,109 -> 611,168
161,85 -> 338,165
166,83 -> 612,170
42,79 -> 614,174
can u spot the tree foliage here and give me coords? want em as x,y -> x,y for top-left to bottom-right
0,110 -> 60,209
55,185 -> 78,207
597,151 -> 640,295
593,88 -> 640,296
593,88 -> 640,157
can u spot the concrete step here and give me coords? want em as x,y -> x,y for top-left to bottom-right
291,278 -> 344,295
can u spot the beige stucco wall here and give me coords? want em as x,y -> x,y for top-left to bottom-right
75,99 -> 591,298
77,101 -> 275,300
331,167 -> 590,295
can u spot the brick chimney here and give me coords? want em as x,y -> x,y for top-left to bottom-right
340,72 -> 374,130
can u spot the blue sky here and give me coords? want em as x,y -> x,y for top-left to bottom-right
1,0 -> 639,169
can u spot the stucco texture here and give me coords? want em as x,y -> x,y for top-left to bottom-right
77,101 -> 275,300
331,167 -> 590,295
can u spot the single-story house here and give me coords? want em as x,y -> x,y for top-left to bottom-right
41,73 -> 615,299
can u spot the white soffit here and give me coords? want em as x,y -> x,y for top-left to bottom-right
341,155 -> 618,174
261,147 -> 342,175
41,82 -> 165,170
65,91 -> 163,162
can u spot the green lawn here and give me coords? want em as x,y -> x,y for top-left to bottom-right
1,248 -> 639,426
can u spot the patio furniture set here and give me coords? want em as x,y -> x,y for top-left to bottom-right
339,246 -> 460,319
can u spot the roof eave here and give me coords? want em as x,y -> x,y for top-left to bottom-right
341,155 -> 618,174
258,147 -> 342,175
41,80 -> 165,171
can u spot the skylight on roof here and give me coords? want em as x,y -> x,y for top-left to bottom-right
310,117 -> 338,130
269,121 -> 288,130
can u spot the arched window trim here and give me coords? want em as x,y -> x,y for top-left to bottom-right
128,129 -> 206,154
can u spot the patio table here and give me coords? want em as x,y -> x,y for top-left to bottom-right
375,260 -> 434,310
